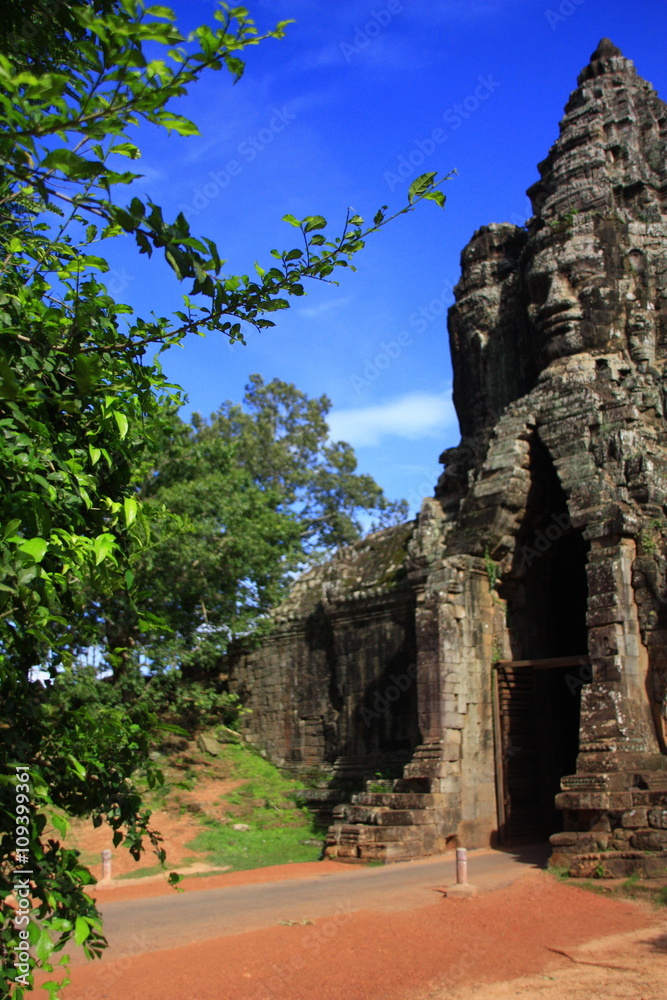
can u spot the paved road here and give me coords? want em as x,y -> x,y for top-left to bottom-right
90,844 -> 548,962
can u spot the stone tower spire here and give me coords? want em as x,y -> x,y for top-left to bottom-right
528,38 -> 667,223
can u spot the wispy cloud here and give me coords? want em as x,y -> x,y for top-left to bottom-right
299,296 -> 352,320
328,390 -> 456,447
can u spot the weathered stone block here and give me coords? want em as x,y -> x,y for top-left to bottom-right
550,831 -> 582,847
196,734 -> 221,756
648,808 -> 667,829
631,830 -> 667,851
556,791 -> 610,810
622,808 -> 649,828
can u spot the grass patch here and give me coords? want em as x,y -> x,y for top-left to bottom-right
549,865 -> 667,906
186,824 -> 322,871
183,741 -> 325,871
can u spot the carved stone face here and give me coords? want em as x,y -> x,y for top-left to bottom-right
524,231 -> 621,359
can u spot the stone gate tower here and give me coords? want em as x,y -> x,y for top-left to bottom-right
229,40 -> 667,877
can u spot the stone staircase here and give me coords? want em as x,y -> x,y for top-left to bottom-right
325,782 -> 453,863
550,749 -> 667,878
325,774 -> 456,863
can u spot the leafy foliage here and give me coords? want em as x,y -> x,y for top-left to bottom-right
0,1 -> 449,994
116,376 -> 408,678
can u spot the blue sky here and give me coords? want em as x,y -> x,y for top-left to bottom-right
103,0 -> 667,515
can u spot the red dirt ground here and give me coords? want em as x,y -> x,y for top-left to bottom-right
37,869 -> 667,1000
67,777 -> 247,882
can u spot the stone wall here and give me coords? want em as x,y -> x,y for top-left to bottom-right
228,523 -> 420,780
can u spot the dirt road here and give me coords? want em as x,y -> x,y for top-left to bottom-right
93,845 -> 547,956
34,852 -> 667,1000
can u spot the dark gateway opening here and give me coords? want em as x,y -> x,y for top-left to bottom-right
496,435 -> 590,843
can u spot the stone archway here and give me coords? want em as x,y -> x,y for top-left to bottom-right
495,434 -> 590,843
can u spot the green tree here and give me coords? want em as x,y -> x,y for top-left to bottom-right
0,2 -> 448,994
117,376 -> 407,679
200,375 -> 408,554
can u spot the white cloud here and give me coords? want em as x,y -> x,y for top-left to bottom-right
328,390 -> 457,447
299,296 -> 352,320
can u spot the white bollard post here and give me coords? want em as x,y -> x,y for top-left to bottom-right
101,848 -> 112,881
456,847 -> 468,885
446,846 -> 477,899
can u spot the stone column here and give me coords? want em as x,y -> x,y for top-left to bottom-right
581,535 -> 658,754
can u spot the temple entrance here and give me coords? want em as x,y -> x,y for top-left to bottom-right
494,436 -> 590,843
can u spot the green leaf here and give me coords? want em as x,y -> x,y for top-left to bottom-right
145,5 -> 177,17
124,496 -> 138,527
156,111 -> 200,136
110,142 -> 141,158
51,813 -> 69,837
1,518 -> 21,542
113,411 -> 129,439
19,537 -> 48,563
0,357 -> 20,399
282,214 -> 301,227
303,216 -> 326,233
74,354 -> 102,393
424,190 -> 446,208
408,171 -> 438,204
93,533 -> 116,566
168,871 -> 184,890
35,929 -> 56,961
68,755 -> 86,780
74,917 -> 90,946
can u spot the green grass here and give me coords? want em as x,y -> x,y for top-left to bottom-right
183,741 -> 325,871
185,824 -> 322,871
549,865 -> 667,906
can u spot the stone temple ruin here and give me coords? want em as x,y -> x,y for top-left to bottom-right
228,40 -> 667,877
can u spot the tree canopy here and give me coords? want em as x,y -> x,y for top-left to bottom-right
112,375 -> 408,679
0,2 -> 448,995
